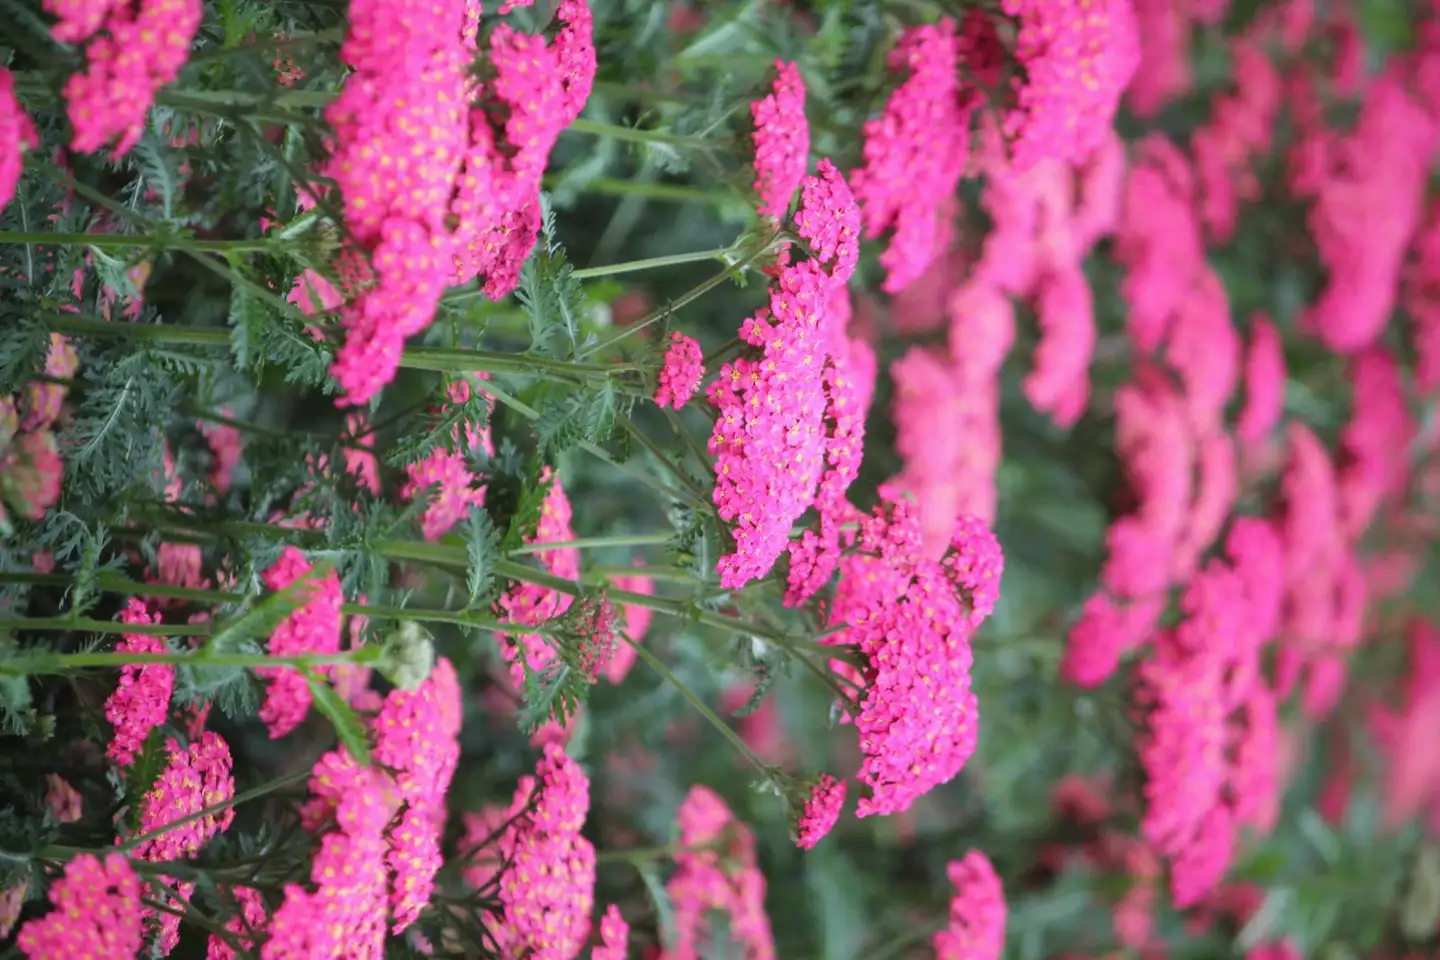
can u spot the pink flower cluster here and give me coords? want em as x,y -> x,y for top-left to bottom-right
47,0 -> 203,156
266,658 -> 460,956
887,123 -> 1125,557
16,853 -> 143,960
1295,66 -> 1440,354
1191,36 -> 1281,244
827,491 -> 1003,817
0,336 -> 73,531
1371,620 -> 1440,832
464,742 -> 597,959
933,850 -> 1006,960
663,785 -> 775,959
750,60 -> 809,219
793,773 -> 846,849
132,732 -> 237,955
1002,0 -> 1140,170
605,564 -> 654,684
709,162 -> 865,590
399,376 -> 495,540
102,598 -> 174,767
654,332 -> 704,409
0,68 -> 37,211
325,0 -> 596,406
494,468 -> 582,739
593,904 -> 630,960
850,18 -> 979,293
257,547 -> 344,739
1135,520 -> 1286,907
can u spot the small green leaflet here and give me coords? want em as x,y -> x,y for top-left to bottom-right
465,507 -> 499,606
515,656 -> 585,734
305,670 -> 372,766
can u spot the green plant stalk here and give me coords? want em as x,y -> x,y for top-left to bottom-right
580,237 -> 787,359
564,117 -> 711,149
0,636 -> 378,675
0,232 -> 275,253
623,632 -> 773,777
36,314 -> 626,385
511,533 -> 674,555
540,175 -> 740,207
616,416 -> 711,504
186,27 -> 347,64
0,572 -> 560,635
571,245 -> 737,280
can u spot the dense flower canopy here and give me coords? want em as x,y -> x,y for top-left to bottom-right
6,0 -> 1440,957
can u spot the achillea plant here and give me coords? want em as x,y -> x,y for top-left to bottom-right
3,0 -> 1440,957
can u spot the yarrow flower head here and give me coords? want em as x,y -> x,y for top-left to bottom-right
0,67 -> 37,214
1002,0 -> 1141,170
268,745 -> 398,959
133,732 -> 236,860
794,159 -> 862,282
933,850 -> 1007,960
45,774 -> 82,823
373,657 -> 462,931
791,773 -> 847,849
750,60 -> 809,219
593,904 -> 630,960
665,785 -> 776,959
103,598 -> 174,768
205,887 -> 268,960
495,469 -> 582,731
257,548 -> 344,740
850,18 -> 977,293
708,259 -> 839,588
828,493 -> 1004,817
479,741 -> 598,959
655,332 -> 704,409
16,853 -> 142,960
131,732 -> 236,955
57,0 -> 204,157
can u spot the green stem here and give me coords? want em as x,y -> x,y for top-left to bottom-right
540,175 -> 739,207
571,246 -> 737,280
589,81 -> 699,107
586,565 -> 701,584
617,416 -> 710,504
0,232 -> 275,253
594,841 -> 717,864
624,632 -> 772,776
119,768 -> 312,853
579,238 -> 784,359
511,534 -> 672,555
0,572 -> 555,635
564,117 -> 709,150
0,636 -> 373,675
37,315 -> 630,385
704,336 -> 743,369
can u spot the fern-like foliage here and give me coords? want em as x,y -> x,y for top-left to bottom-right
515,194 -> 584,360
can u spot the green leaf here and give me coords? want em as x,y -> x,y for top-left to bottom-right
532,381 -> 616,456
515,656 -> 586,734
515,193 -> 585,359
465,507 -> 500,606
306,670 -> 372,766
